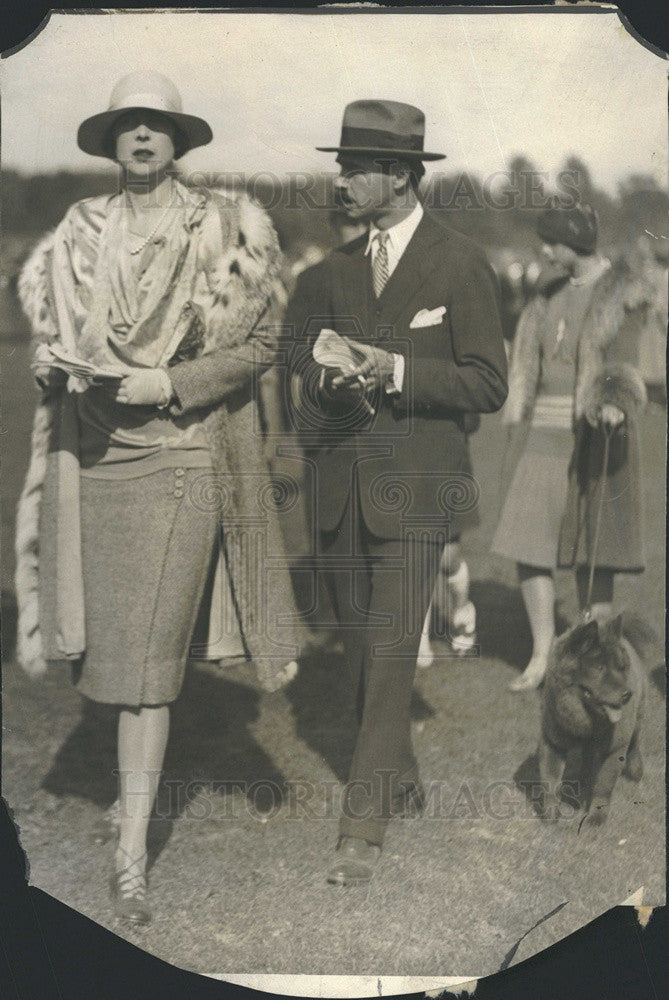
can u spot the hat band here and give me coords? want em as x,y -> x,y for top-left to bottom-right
109,92 -> 181,114
338,125 -> 424,153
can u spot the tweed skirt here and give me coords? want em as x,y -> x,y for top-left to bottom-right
74,467 -> 219,706
491,425 -> 574,570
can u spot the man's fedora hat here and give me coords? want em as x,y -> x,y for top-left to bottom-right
317,100 -> 445,161
77,71 -> 213,160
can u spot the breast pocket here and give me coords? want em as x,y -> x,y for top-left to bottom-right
409,306 -> 447,330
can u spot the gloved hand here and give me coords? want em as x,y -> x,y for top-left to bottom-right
113,369 -> 173,407
598,403 -> 625,430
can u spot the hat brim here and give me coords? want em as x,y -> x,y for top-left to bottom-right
77,107 -> 213,160
316,145 -> 445,161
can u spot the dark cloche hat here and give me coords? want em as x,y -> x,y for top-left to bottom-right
537,202 -> 598,255
317,100 -> 445,161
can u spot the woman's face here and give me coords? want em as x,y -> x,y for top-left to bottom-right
111,111 -> 177,179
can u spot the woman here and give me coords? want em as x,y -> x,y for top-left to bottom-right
15,71 -> 300,924
492,203 -> 648,692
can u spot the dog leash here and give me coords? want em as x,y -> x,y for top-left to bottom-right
582,423 -> 613,622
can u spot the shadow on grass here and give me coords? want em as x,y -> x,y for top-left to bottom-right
285,648 -> 435,785
41,662 -> 288,868
469,579 -> 570,672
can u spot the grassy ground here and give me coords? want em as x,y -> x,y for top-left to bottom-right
1,339 -> 665,978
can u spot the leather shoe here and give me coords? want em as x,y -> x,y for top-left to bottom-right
327,836 -> 381,886
391,780 -> 426,818
110,851 -> 151,926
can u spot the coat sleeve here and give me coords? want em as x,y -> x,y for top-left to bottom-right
166,304 -> 278,415
392,249 -> 508,416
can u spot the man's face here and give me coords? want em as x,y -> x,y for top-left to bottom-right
333,155 -> 396,222
112,110 -> 177,180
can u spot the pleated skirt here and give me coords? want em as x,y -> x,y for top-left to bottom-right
74,467 -> 219,706
491,425 -> 574,570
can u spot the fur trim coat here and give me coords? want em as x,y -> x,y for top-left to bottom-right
502,257 -> 649,573
16,187 -> 303,691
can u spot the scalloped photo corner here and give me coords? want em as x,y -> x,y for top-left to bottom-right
1,7 -> 666,997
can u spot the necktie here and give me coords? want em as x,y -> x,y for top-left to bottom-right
372,230 -> 390,298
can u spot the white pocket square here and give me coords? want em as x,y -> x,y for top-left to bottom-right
410,306 -> 447,329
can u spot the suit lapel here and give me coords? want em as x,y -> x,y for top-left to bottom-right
336,240 -> 372,337
377,212 -> 446,322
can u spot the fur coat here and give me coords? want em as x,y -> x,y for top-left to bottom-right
502,257 -> 649,572
16,187 -> 303,691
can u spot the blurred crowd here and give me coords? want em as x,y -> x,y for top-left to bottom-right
278,212 -> 668,401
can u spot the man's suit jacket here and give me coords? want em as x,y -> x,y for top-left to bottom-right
285,211 -> 508,539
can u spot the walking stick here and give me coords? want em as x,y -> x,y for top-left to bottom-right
582,422 -> 614,622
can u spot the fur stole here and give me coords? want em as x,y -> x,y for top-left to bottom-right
503,257 -> 651,425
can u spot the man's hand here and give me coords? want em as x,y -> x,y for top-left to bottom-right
321,366 -> 365,403
342,337 -> 395,392
113,369 -> 173,407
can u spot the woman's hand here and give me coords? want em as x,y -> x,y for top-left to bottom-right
114,369 -> 173,407
598,404 -> 625,430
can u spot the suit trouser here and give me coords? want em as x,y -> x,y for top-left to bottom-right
320,491 -> 443,846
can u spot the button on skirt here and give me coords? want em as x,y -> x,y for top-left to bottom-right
74,467 -> 219,706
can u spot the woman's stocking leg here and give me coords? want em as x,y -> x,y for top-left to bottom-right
511,564 -> 556,691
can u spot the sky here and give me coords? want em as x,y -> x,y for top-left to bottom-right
1,10 -> 667,194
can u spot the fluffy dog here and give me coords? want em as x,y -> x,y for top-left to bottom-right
538,612 -> 656,828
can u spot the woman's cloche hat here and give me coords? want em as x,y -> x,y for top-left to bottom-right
317,100 -> 445,161
77,70 -> 213,160
536,202 -> 598,255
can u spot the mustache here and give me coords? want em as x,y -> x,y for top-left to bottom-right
333,186 -> 351,208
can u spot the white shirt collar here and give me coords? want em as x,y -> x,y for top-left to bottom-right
365,201 -> 424,257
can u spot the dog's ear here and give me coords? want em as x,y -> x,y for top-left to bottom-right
605,613 -> 624,641
566,618 -> 599,656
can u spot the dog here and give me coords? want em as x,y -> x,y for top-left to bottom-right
537,612 -> 656,828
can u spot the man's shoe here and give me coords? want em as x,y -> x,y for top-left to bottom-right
391,780 -> 426,818
326,836 -> 381,886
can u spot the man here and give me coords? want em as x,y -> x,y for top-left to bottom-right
285,100 -> 508,885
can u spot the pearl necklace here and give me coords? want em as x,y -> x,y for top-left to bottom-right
124,192 -> 177,256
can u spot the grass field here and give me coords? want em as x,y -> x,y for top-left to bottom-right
1,337 -> 665,979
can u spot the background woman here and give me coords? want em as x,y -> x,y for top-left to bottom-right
15,71 -> 300,924
492,203 -> 649,692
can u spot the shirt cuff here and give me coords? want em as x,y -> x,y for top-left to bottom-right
386,353 -> 404,395
156,369 -> 175,409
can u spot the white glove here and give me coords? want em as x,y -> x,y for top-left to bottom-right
113,369 -> 174,407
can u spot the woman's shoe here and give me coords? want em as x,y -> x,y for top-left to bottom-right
90,800 -> 121,845
110,851 -> 151,926
508,657 -> 547,693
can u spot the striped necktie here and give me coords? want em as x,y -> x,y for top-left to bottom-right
372,230 -> 390,298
